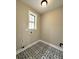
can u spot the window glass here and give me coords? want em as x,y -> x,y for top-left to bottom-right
29,14 -> 35,22
28,11 -> 37,30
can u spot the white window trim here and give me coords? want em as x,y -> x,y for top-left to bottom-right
28,10 -> 37,31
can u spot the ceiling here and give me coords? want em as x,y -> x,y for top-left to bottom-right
21,0 -> 63,14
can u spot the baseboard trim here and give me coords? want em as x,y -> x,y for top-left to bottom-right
16,40 -> 63,55
39,40 -> 63,51
16,40 -> 40,55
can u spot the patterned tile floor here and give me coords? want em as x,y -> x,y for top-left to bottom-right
16,42 -> 63,59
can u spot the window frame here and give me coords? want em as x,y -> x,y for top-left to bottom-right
28,10 -> 37,31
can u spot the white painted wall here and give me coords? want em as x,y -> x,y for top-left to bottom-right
40,7 -> 63,46
16,0 -> 41,49
16,0 -> 63,50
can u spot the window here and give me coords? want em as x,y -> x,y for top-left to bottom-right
28,11 -> 37,31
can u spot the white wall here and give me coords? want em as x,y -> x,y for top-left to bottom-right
16,0 -> 63,49
40,7 -> 63,46
16,0 -> 41,49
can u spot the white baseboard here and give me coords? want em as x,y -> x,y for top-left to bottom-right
16,40 -> 40,55
39,40 -> 63,51
16,40 -> 63,55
